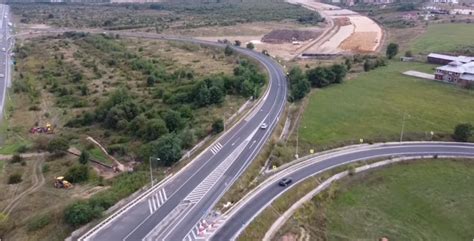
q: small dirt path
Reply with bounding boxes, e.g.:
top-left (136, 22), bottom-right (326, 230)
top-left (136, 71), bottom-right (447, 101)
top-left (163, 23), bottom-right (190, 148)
top-left (2, 157), bottom-right (45, 215)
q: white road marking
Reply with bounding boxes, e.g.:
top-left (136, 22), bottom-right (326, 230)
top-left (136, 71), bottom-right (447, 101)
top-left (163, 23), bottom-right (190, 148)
top-left (210, 142), bottom-right (223, 155)
top-left (147, 200), bottom-right (153, 214)
top-left (147, 189), bottom-right (168, 214)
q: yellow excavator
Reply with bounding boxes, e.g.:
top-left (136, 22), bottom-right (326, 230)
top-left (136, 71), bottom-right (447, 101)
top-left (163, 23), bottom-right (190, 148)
top-left (54, 176), bottom-right (73, 189)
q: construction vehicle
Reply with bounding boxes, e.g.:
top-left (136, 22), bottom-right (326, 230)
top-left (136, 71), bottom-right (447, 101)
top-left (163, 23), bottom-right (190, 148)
top-left (54, 176), bottom-right (73, 189)
top-left (30, 123), bottom-right (54, 134)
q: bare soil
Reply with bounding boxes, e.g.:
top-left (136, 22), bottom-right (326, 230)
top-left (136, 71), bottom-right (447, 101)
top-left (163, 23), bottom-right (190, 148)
top-left (340, 32), bottom-right (379, 53)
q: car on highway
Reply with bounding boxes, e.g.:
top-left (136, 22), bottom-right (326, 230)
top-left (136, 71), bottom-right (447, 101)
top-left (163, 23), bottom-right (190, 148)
top-left (0, 74), bottom-right (4, 78)
top-left (260, 123), bottom-right (268, 129)
top-left (278, 177), bottom-right (292, 187)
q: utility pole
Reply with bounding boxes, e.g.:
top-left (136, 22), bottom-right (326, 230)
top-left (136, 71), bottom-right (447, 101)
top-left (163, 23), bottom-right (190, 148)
top-left (149, 157), bottom-right (160, 187)
top-left (295, 128), bottom-right (299, 159)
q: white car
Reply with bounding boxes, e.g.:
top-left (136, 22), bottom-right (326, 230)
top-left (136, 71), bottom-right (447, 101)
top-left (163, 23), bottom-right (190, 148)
top-left (1, 48), bottom-right (5, 52)
top-left (260, 123), bottom-right (268, 129)
top-left (0, 74), bottom-right (5, 78)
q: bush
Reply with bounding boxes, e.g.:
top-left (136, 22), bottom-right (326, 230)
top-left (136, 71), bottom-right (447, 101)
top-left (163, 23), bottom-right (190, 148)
top-left (27, 214), bottom-right (51, 232)
top-left (8, 173), bottom-right (22, 184)
top-left (10, 154), bottom-right (23, 164)
top-left (47, 137), bottom-right (70, 153)
top-left (64, 201), bottom-right (98, 227)
top-left (79, 151), bottom-right (89, 165)
top-left (212, 119), bottom-right (224, 134)
top-left (246, 42), bottom-right (255, 50)
top-left (453, 123), bottom-right (472, 142)
top-left (65, 165), bottom-right (89, 183)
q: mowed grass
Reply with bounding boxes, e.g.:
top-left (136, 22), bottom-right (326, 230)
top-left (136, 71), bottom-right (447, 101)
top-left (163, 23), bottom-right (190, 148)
top-left (323, 160), bottom-right (474, 240)
top-left (299, 61), bottom-right (474, 147)
top-left (411, 23), bottom-right (474, 54)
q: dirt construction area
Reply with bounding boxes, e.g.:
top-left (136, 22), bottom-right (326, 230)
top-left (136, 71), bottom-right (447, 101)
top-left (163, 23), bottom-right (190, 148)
top-left (286, 0), bottom-right (383, 55)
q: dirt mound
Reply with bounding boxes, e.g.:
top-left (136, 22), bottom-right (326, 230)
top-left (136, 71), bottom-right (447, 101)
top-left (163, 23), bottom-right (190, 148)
top-left (334, 17), bottom-right (351, 26)
top-left (262, 29), bottom-right (320, 44)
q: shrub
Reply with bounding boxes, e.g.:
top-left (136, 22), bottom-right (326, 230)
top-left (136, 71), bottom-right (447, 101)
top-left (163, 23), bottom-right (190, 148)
top-left (65, 165), bottom-right (89, 183)
top-left (10, 154), bottom-right (23, 164)
top-left (64, 201), bottom-right (98, 227)
top-left (212, 119), bottom-right (224, 134)
top-left (47, 137), bottom-right (70, 153)
top-left (453, 123), bottom-right (472, 142)
top-left (79, 151), bottom-right (89, 165)
top-left (8, 173), bottom-right (22, 184)
top-left (27, 214), bottom-right (51, 232)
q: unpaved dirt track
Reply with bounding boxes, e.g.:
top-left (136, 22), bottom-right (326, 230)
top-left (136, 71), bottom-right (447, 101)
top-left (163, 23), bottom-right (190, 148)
top-left (2, 157), bottom-right (45, 215)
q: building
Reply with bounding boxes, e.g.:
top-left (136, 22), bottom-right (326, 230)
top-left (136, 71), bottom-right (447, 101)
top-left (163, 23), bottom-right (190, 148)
top-left (434, 61), bottom-right (474, 87)
top-left (427, 53), bottom-right (474, 65)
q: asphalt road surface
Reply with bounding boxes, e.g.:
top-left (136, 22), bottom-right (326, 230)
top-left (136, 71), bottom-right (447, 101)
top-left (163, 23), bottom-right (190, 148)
top-left (78, 33), bottom-right (287, 241)
top-left (0, 5), bottom-right (12, 119)
top-left (211, 142), bottom-right (474, 240)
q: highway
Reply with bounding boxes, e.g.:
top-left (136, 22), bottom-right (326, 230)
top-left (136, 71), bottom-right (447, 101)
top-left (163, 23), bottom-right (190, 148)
top-left (211, 142), bottom-right (474, 240)
top-left (76, 33), bottom-right (287, 241)
top-left (0, 4), bottom-right (12, 119)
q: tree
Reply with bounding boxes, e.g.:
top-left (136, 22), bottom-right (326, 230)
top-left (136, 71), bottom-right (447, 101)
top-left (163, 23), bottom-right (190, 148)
top-left (224, 45), bottom-right (233, 56)
top-left (288, 67), bottom-right (310, 101)
top-left (163, 110), bottom-right (184, 133)
top-left (209, 86), bottom-right (224, 104)
top-left (290, 76), bottom-right (310, 101)
top-left (79, 151), bottom-right (89, 165)
top-left (363, 60), bottom-right (372, 72)
top-left (234, 40), bottom-right (241, 46)
top-left (141, 118), bottom-right (169, 141)
top-left (330, 64), bottom-right (347, 84)
top-left (212, 119), bottom-right (224, 134)
top-left (195, 82), bottom-right (211, 107)
top-left (453, 123), bottom-right (472, 142)
top-left (65, 165), bottom-right (89, 183)
top-left (306, 67), bottom-right (331, 88)
top-left (47, 137), bottom-right (69, 154)
top-left (246, 42), bottom-right (255, 50)
top-left (64, 202), bottom-right (97, 227)
top-left (386, 43), bottom-right (399, 59)
top-left (141, 134), bottom-right (182, 166)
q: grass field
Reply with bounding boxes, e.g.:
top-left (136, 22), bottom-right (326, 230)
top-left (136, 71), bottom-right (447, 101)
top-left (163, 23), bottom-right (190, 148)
top-left (299, 61), bottom-right (474, 148)
top-left (286, 159), bottom-right (474, 240)
top-left (411, 23), bottom-right (474, 54)
top-left (88, 147), bottom-right (111, 165)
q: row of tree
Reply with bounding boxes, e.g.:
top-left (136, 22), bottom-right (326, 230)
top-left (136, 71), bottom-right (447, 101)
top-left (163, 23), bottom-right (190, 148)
top-left (288, 63), bottom-right (348, 102)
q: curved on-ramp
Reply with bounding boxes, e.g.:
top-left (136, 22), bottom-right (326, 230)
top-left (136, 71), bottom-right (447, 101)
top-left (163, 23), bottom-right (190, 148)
top-left (211, 142), bottom-right (474, 240)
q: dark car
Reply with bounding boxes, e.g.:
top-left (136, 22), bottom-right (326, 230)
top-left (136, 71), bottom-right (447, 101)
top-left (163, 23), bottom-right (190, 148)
top-left (278, 177), bottom-right (292, 187)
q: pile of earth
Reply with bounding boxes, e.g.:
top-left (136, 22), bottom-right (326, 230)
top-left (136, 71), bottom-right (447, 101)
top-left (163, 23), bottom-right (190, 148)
top-left (262, 29), bottom-right (320, 44)
top-left (334, 17), bottom-right (351, 26)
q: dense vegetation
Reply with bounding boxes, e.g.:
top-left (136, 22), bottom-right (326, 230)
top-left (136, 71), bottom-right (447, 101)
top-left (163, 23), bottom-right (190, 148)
top-left (13, 33), bottom-right (265, 167)
top-left (12, 0), bottom-right (323, 30)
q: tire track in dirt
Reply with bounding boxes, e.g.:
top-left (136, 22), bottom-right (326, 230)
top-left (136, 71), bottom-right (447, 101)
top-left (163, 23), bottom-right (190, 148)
top-left (2, 157), bottom-right (45, 216)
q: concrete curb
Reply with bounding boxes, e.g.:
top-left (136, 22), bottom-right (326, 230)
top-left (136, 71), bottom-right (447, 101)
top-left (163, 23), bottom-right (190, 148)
top-left (262, 155), bottom-right (474, 240)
